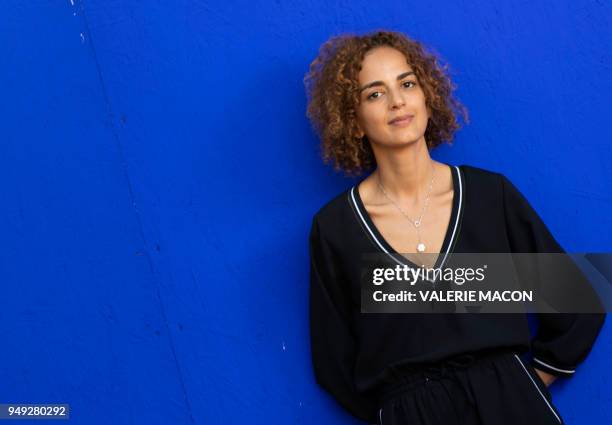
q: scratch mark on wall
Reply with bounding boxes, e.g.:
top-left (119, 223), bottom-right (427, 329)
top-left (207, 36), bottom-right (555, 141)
top-left (77, 2), bottom-right (196, 424)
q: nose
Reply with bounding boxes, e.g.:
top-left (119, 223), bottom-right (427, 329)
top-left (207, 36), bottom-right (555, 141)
top-left (388, 89), bottom-right (405, 109)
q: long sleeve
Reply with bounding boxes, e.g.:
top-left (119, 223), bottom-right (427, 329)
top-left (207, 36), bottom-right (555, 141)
top-left (500, 173), bottom-right (606, 377)
top-left (308, 215), bottom-right (378, 423)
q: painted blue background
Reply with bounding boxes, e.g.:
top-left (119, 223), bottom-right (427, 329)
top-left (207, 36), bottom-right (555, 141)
top-left (1, 1), bottom-right (610, 424)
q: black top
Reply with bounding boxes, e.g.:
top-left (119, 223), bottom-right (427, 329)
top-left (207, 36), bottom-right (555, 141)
top-left (308, 163), bottom-right (606, 423)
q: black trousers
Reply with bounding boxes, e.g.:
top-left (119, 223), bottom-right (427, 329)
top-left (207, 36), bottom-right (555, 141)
top-left (374, 348), bottom-right (564, 425)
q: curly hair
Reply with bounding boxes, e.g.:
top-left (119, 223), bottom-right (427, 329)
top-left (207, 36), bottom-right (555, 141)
top-left (304, 29), bottom-right (469, 177)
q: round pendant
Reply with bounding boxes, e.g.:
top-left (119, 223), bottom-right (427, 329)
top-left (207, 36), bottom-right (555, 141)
top-left (416, 243), bottom-right (426, 252)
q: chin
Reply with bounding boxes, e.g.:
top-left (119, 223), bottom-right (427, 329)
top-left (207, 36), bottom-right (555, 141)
top-left (395, 134), bottom-right (425, 145)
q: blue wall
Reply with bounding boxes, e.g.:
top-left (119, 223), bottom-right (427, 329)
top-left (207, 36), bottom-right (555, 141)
top-left (0, 1), bottom-right (610, 424)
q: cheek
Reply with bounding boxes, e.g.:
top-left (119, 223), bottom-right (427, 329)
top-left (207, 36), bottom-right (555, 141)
top-left (359, 104), bottom-right (387, 129)
top-left (407, 96), bottom-right (430, 120)
top-left (408, 92), bottom-right (428, 109)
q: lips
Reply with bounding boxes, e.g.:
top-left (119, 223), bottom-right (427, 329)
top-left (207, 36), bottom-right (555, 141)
top-left (389, 114), bottom-right (414, 125)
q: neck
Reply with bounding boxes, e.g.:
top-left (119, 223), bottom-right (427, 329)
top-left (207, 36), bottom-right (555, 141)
top-left (373, 138), bottom-right (435, 201)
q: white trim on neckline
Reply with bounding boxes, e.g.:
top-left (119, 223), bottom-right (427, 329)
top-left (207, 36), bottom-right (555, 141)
top-left (349, 165), bottom-right (463, 281)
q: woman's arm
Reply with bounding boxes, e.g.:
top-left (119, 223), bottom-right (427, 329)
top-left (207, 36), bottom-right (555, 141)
top-left (309, 215), bottom-right (379, 423)
top-left (500, 172), bottom-right (606, 382)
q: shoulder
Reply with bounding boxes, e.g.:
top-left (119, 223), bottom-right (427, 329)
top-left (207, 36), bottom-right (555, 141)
top-left (458, 163), bottom-right (514, 195)
top-left (458, 163), bottom-right (503, 183)
top-left (310, 186), bottom-right (354, 230)
top-left (459, 164), bottom-right (541, 219)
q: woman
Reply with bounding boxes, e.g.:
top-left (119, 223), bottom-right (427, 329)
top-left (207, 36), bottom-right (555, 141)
top-left (303, 30), bottom-right (605, 425)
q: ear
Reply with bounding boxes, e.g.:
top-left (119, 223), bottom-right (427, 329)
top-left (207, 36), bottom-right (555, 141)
top-left (354, 122), bottom-right (365, 139)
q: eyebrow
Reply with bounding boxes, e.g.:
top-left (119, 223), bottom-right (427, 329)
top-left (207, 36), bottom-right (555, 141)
top-left (359, 71), bottom-right (416, 93)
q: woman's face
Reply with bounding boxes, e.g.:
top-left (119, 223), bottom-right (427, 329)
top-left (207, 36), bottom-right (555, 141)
top-left (355, 46), bottom-right (431, 148)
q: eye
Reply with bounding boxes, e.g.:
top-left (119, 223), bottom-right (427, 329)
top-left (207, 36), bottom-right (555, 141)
top-left (403, 80), bottom-right (417, 88)
top-left (367, 91), bottom-right (382, 100)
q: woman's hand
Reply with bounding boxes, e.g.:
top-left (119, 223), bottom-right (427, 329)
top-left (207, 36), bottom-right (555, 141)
top-left (534, 367), bottom-right (557, 387)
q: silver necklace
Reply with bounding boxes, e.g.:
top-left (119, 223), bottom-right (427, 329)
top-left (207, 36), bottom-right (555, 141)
top-left (376, 162), bottom-right (436, 253)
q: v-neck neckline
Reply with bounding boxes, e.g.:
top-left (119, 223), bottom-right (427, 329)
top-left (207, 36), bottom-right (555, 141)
top-left (351, 164), bottom-right (462, 274)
